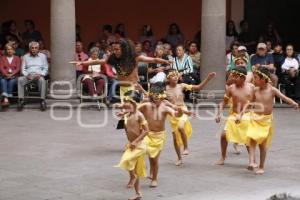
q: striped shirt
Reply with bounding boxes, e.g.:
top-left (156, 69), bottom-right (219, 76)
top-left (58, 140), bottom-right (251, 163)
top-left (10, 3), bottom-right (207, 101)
top-left (172, 54), bottom-right (194, 74)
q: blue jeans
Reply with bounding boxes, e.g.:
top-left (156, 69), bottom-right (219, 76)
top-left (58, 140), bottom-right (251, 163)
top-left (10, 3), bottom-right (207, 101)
top-left (0, 78), bottom-right (17, 97)
top-left (108, 79), bottom-right (119, 101)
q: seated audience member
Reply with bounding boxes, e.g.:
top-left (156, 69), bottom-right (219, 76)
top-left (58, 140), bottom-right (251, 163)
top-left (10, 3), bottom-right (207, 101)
top-left (114, 23), bottom-right (126, 40)
top-left (82, 47), bottom-right (105, 97)
top-left (38, 40), bottom-right (51, 63)
top-left (9, 38), bottom-right (25, 57)
top-left (5, 20), bottom-right (23, 45)
top-left (272, 42), bottom-right (285, 81)
top-left (281, 45), bottom-right (299, 98)
top-left (18, 41), bottom-right (48, 111)
top-left (142, 40), bottom-right (154, 57)
top-left (75, 41), bottom-right (89, 78)
top-left (226, 41), bottom-right (240, 72)
top-left (139, 25), bottom-right (156, 48)
top-left (237, 45), bottom-right (251, 69)
top-left (22, 20), bottom-right (43, 44)
top-left (101, 24), bottom-right (116, 45)
top-left (188, 41), bottom-right (201, 72)
top-left (266, 40), bottom-right (274, 54)
top-left (0, 43), bottom-right (21, 106)
top-left (165, 23), bottom-right (185, 52)
top-left (250, 43), bottom-right (278, 86)
top-left (262, 22), bottom-right (281, 45)
top-left (163, 43), bottom-right (174, 61)
top-left (148, 45), bottom-right (171, 84)
top-left (172, 45), bottom-right (197, 84)
top-left (237, 20), bottom-right (256, 54)
top-left (226, 20), bottom-right (238, 53)
top-left (135, 42), bottom-right (147, 68)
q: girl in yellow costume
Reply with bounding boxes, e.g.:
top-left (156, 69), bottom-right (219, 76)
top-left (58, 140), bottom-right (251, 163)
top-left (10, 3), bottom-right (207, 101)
top-left (166, 70), bottom-right (216, 166)
top-left (114, 90), bottom-right (149, 200)
top-left (247, 67), bottom-right (298, 174)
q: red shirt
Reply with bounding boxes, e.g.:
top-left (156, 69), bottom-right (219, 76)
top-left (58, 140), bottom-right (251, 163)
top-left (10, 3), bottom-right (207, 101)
top-left (0, 55), bottom-right (21, 78)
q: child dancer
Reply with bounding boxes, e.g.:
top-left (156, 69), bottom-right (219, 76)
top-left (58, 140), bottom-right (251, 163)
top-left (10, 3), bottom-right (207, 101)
top-left (215, 66), bottom-right (255, 165)
top-left (247, 67), bottom-right (298, 174)
top-left (165, 70), bottom-right (216, 165)
top-left (114, 90), bottom-right (149, 200)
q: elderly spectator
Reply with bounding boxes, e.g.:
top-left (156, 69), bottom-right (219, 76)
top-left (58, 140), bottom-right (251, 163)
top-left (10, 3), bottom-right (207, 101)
top-left (226, 41), bottom-right (240, 72)
top-left (139, 25), bottom-right (156, 48)
top-left (18, 41), bottom-right (48, 111)
top-left (188, 41), bottom-right (201, 73)
top-left (172, 45), bottom-right (197, 84)
top-left (148, 45), bottom-right (170, 84)
top-left (82, 47), bottom-right (105, 97)
top-left (75, 41), bottom-right (89, 78)
top-left (226, 20), bottom-right (238, 52)
top-left (22, 20), bottom-right (43, 44)
top-left (165, 23), bottom-right (185, 51)
top-left (0, 43), bottom-right (21, 106)
top-left (250, 43), bottom-right (278, 86)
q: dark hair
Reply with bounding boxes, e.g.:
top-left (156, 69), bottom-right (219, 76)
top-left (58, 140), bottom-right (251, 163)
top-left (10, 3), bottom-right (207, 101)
top-left (239, 20), bottom-right (248, 28)
top-left (107, 39), bottom-right (137, 73)
top-left (115, 23), bottom-right (125, 37)
top-left (230, 41), bottom-right (240, 51)
top-left (124, 90), bottom-right (142, 103)
top-left (285, 44), bottom-right (296, 58)
top-left (150, 82), bottom-right (166, 94)
top-left (235, 66), bottom-right (247, 76)
top-left (103, 24), bottom-right (113, 33)
top-left (188, 41), bottom-right (198, 48)
top-left (142, 40), bottom-right (151, 47)
top-left (168, 23), bottom-right (181, 35)
top-left (24, 19), bottom-right (35, 29)
top-left (142, 25), bottom-right (153, 37)
top-left (226, 20), bottom-right (238, 37)
top-left (256, 66), bottom-right (271, 82)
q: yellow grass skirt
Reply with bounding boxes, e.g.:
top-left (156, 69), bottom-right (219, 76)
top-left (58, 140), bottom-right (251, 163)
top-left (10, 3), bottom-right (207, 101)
top-left (246, 112), bottom-right (273, 148)
top-left (115, 141), bottom-right (147, 178)
top-left (225, 112), bottom-right (251, 144)
top-left (144, 131), bottom-right (167, 158)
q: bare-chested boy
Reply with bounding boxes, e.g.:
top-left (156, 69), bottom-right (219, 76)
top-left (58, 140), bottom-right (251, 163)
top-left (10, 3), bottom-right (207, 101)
top-left (215, 66), bottom-right (255, 165)
top-left (138, 83), bottom-right (182, 188)
top-left (247, 67), bottom-right (298, 175)
top-left (114, 90), bottom-right (149, 200)
top-left (165, 70), bottom-right (216, 166)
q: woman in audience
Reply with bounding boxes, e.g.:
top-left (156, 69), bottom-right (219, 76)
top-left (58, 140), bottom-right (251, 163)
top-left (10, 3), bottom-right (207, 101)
top-left (281, 44), bottom-right (299, 82)
top-left (82, 47), bottom-right (105, 97)
top-left (226, 20), bottom-right (238, 52)
top-left (226, 41), bottom-right (240, 73)
top-left (0, 43), bottom-right (21, 106)
top-left (165, 23), bottom-right (185, 51)
top-left (148, 45), bottom-right (171, 84)
top-left (163, 43), bottom-right (174, 61)
top-left (188, 41), bottom-right (201, 77)
top-left (142, 40), bottom-right (154, 57)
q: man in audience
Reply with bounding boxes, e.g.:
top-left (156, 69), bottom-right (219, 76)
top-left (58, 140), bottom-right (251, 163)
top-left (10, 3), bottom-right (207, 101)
top-left (251, 43), bottom-right (278, 86)
top-left (18, 41), bottom-right (48, 111)
top-left (22, 19), bottom-right (43, 44)
top-left (75, 41), bottom-right (89, 79)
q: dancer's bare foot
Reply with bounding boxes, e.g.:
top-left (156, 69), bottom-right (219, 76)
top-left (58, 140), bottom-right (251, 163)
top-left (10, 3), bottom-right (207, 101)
top-left (247, 163), bottom-right (258, 171)
top-left (233, 143), bottom-right (241, 155)
top-left (216, 157), bottom-right (225, 165)
top-left (127, 175), bottom-right (137, 188)
top-left (182, 149), bottom-right (189, 155)
top-left (150, 180), bottom-right (158, 188)
top-left (128, 192), bottom-right (142, 200)
top-left (175, 159), bottom-right (183, 166)
top-left (256, 168), bottom-right (265, 175)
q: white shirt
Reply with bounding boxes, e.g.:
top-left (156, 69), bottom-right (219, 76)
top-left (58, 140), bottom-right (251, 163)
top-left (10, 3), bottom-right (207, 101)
top-left (7, 56), bottom-right (13, 64)
top-left (281, 57), bottom-right (299, 71)
top-left (21, 53), bottom-right (48, 76)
